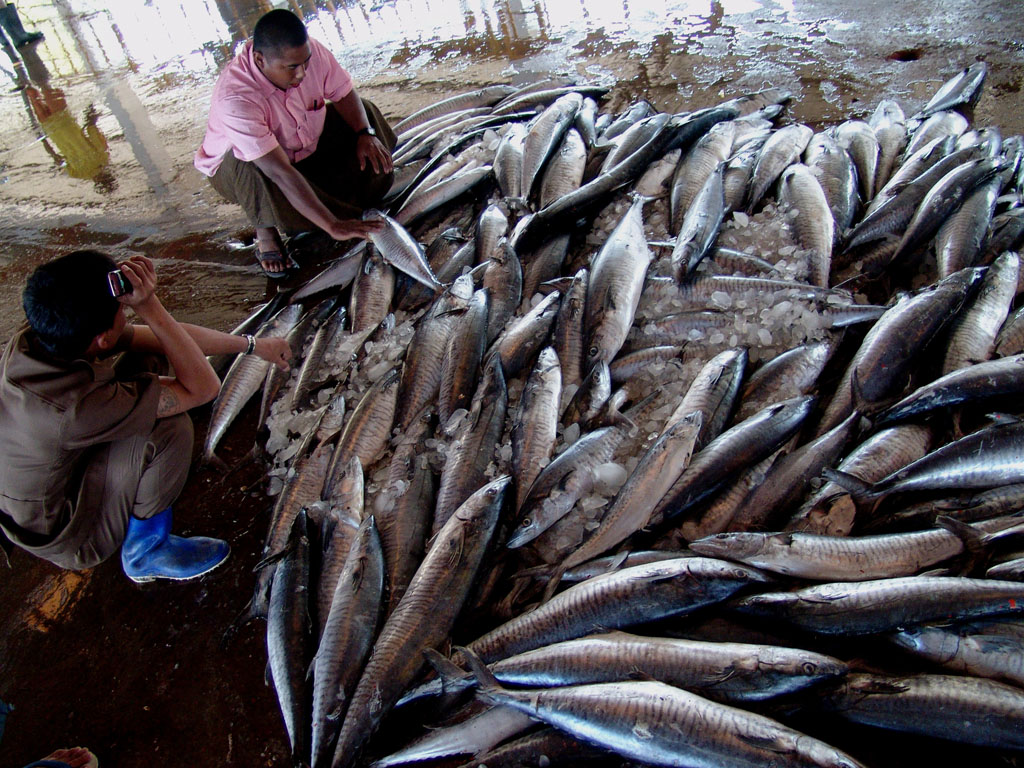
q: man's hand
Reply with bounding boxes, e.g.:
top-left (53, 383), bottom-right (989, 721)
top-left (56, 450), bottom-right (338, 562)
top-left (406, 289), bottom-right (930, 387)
top-left (326, 217), bottom-right (385, 242)
top-left (356, 133), bottom-right (393, 175)
top-left (254, 337), bottom-right (293, 371)
top-left (116, 254), bottom-right (159, 307)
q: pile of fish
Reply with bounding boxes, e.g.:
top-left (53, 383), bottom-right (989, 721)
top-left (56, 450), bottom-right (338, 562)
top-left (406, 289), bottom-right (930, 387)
top-left (203, 63), bottom-right (1024, 768)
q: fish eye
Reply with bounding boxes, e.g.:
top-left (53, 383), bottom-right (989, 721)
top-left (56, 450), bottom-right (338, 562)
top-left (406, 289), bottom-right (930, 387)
top-left (521, 517), bottom-right (531, 527)
top-left (588, 346), bottom-right (598, 357)
top-left (801, 662), bottom-right (818, 675)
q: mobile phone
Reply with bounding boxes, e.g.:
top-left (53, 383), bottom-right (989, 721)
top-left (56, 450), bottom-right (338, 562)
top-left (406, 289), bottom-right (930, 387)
top-left (107, 269), bottom-right (133, 297)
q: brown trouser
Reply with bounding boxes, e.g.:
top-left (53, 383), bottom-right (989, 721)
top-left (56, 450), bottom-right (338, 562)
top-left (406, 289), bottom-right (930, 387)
top-left (209, 99), bottom-right (397, 235)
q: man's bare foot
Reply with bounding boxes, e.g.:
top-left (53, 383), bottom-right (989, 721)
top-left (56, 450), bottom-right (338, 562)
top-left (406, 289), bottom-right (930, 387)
top-left (254, 226), bottom-right (289, 279)
top-left (35, 747), bottom-right (98, 768)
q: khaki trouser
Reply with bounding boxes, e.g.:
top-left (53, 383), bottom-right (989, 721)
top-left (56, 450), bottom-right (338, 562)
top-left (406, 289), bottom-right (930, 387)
top-left (0, 353), bottom-right (193, 571)
top-left (209, 98), bottom-right (397, 235)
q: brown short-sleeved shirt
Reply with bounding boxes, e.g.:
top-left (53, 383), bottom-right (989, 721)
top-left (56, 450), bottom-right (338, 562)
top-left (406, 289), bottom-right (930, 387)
top-left (0, 325), bottom-right (160, 559)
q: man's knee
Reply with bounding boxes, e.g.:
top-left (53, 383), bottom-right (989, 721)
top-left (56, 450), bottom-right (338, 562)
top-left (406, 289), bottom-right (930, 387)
top-left (152, 413), bottom-right (193, 459)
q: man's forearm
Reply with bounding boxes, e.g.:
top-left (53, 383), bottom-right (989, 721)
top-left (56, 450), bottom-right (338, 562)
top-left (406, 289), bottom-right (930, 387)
top-left (130, 323), bottom-right (254, 356)
top-left (332, 88), bottom-right (371, 132)
top-left (132, 300), bottom-right (220, 401)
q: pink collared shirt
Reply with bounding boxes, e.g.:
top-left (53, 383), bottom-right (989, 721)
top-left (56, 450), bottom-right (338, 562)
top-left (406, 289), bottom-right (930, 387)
top-left (194, 38), bottom-right (353, 177)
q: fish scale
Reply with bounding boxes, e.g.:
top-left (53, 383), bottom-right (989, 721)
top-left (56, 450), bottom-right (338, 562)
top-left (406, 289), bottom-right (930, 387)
top-left (224, 71), bottom-right (1024, 765)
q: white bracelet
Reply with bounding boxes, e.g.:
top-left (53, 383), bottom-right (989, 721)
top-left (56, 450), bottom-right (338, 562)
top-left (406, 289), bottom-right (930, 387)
top-left (243, 334), bottom-right (256, 355)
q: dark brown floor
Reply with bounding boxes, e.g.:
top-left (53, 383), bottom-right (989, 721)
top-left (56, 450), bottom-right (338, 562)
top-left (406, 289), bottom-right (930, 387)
top-left (0, 402), bottom-right (294, 768)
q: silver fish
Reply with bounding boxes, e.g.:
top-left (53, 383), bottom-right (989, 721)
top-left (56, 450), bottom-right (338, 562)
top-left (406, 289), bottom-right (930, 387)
top-left (330, 476), bottom-right (510, 768)
top-left (822, 672), bottom-right (1024, 750)
top-left (363, 209), bottom-right (444, 291)
top-left (310, 515), bottom-right (383, 768)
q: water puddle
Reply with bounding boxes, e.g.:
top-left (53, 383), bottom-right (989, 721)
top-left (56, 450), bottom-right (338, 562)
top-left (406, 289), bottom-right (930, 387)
top-left (0, 0), bottom-right (1020, 338)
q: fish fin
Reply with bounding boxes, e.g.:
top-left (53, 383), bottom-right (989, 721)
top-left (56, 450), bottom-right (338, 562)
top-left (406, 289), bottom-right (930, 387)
top-left (606, 550), bottom-right (630, 571)
top-left (326, 692), bottom-right (349, 722)
top-left (936, 515), bottom-right (989, 575)
top-left (736, 733), bottom-right (794, 754)
top-left (541, 565), bottom-right (567, 602)
top-left (511, 563), bottom-right (553, 580)
top-left (447, 528), bottom-right (467, 569)
top-left (985, 412), bottom-right (1022, 426)
top-left (821, 467), bottom-right (874, 497)
top-left (253, 548), bottom-right (289, 573)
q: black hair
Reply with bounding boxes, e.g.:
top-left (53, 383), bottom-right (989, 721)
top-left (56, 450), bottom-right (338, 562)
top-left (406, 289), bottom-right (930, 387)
top-left (252, 9), bottom-right (308, 57)
top-left (22, 250), bottom-right (120, 360)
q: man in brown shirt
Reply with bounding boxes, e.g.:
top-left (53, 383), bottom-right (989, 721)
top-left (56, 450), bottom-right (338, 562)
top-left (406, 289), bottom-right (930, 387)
top-left (0, 251), bottom-right (291, 581)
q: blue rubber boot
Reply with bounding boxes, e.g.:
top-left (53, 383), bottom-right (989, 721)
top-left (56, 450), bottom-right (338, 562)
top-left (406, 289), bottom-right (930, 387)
top-left (121, 508), bottom-right (229, 583)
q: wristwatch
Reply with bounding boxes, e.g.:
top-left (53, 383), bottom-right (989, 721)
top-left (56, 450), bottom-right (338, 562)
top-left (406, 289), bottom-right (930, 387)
top-left (355, 126), bottom-right (377, 138)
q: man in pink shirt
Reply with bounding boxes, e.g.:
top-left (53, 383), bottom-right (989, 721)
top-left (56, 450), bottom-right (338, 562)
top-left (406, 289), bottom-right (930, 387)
top-left (195, 9), bottom-right (395, 277)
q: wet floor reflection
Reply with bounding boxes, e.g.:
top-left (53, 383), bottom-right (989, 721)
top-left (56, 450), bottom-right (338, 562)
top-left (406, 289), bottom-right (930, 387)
top-left (0, 0), bottom-right (1020, 273)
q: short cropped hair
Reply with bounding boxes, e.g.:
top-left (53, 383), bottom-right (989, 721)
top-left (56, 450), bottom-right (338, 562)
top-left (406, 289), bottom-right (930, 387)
top-left (253, 9), bottom-right (308, 56)
top-left (22, 250), bottom-right (120, 360)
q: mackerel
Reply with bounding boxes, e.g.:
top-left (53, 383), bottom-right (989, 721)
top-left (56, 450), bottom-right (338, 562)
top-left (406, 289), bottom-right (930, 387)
top-left (432, 355), bottom-right (508, 536)
top-left (409, 630), bottom-right (846, 705)
top-left (438, 288), bottom-right (488, 425)
top-left (822, 672), bottom-right (1024, 750)
top-left (586, 196), bottom-right (652, 365)
top-left (697, 515), bottom-right (1022, 581)
top-left (734, 576), bottom-right (1024, 635)
top-left (375, 407), bottom-right (436, 617)
top-left (349, 246), bottom-right (395, 334)
top-left (745, 123), bottom-right (813, 212)
top-left (889, 618), bottom-right (1024, 687)
top-left (310, 516), bottom-right (384, 768)
top-left (317, 456), bottom-right (364, 638)
top-left (266, 510), bottom-right (313, 765)
top-left (330, 476), bottom-right (510, 768)
top-left (778, 163), bottom-right (833, 286)
top-left (511, 347), bottom-right (562, 512)
top-left (203, 303), bottom-right (303, 465)
top-left (323, 367), bottom-right (400, 492)
top-left (557, 412), bottom-right (703, 575)
top-left (466, 557), bottom-right (769, 662)
top-left (363, 209), bottom-right (444, 291)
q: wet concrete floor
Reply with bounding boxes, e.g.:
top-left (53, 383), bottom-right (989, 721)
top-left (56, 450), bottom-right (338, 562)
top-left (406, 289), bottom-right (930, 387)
top-left (0, 0), bottom-right (1022, 766)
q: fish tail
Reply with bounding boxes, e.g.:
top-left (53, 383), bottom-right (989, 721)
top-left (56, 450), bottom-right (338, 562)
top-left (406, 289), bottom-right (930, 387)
top-left (453, 646), bottom-right (503, 695)
top-left (423, 648), bottom-right (475, 696)
top-left (202, 449), bottom-right (230, 472)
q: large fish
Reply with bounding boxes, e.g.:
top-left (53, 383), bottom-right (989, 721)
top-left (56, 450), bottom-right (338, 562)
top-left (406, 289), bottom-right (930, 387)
top-left (266, 509), bottom-right (313, 766)
top-left (586, 196), bottom-right (652, 365)
top-left (203, 303), bottom-right (303, 465)
top-left (330, 476), bottom-right (510, 768)
top-left (363, 209), bottom-right (444, 291)
top-left (454, 656), bottom-right (867, 768)
top-left (889, 618), bottom-right (1024, 688)
top-left (734, 576), bottom-right (1024, 635)
top-left (406, 630), bottom-right (846, 705)
top-left (816, 266), bottom-right (985, 434)
top-left (822, 672), bottom-right (1024, 751)
top-left (466, 557), bottom-right (769, 663)
top-left (310, 516), bottom-right (384, 768)
top-left (511, 347), bottom-right (562, 513)
top-left (694, 515), bottom-right (1021, 581)
top-left (432, 355), bottom-right (508, 536)
top-left (554, 412), bottom-right (703, 577)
